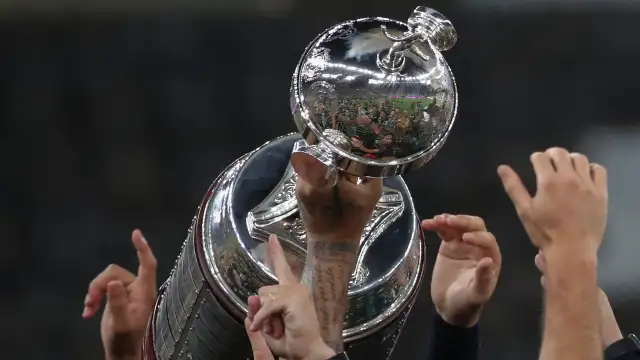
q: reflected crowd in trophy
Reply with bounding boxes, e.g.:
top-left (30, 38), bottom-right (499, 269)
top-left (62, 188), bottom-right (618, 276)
top-left (311, 94), bottom-right (447, 160)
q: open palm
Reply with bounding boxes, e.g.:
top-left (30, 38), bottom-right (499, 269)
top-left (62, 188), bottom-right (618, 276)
top-left (423, 214), bottom-right (501, 327)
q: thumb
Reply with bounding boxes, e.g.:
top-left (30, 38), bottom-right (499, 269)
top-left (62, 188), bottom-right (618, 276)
top-left (244, 318), bottom-right (274, 360)
top-left (472, 258), bottom-right (495, 299)
top-left (106, 281), bottom-right (129, 328)
top-left (497, 165), bottom-right (532, 214)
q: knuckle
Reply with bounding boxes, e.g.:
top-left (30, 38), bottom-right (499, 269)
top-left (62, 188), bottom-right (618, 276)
top-left (546, 147), bottom-right (569, 155)
top-left (569, 152), bottom-right (587, 160)
top-left (257, 287), bottom-right (271, 296)
top-left (539, 177), bottom-right (555, 189)
top-left (105, 264), bottom-right (124, 275)
top-left (472, 216), bottom-right (485, 228)
top-left (516, 205), bottom-right (532, 220)
top-left (147, 256), bottom-right (158, 269)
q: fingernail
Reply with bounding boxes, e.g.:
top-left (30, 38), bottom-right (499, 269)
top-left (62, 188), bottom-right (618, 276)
top-left (84, 294), bottom-right (91, 305)
top-left (82, 307), bottom-right (90, 318)
top-left (141, 235), bottom-right (148, 244)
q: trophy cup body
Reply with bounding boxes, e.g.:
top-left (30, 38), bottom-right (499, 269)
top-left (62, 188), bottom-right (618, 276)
top-left (143, 6), bottom-right (458, 360)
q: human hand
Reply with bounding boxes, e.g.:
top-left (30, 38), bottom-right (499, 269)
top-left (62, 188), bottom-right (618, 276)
top-left (246, 235), bottom-right (336, 360)
top-left (497, 148), bottom-right (608, 255)
top-left (83, 230), bottom-right (157, 360)
top-left (296, 174), bottom-right (382, 243)
top-left (422, 214), bottom-right (501, 327)
top-left (535, 251), bottom-right (623, 348)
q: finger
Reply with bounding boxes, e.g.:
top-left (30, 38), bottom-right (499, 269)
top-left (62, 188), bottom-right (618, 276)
top-left (105, 281), bottom-right (129, 330)
top-left (267, 235), bottom-right (295, 285)
top-left (420, 218), bottom-right (438, 230)
top-left (84, 264), bottom-right (136, 318)
top-left (530, 151), bottom-right (556, 178)
top-left (270, 316), bottom-right (285, 339)
top-left (445, 215), bottom-right (486, 232)
top-left (473, 257), bottom-right (496, 297)
top-left (244, 318), bottom-right (274, 360)
top-left (545, 147), bottom-right (572, 173)
top-left (132, 230), bottom-right (157, 290)
top-left (251, 299), bottom-right (286, 331)
top-left (590, 163), bottom-right (608, 195)
top-left (569, 153), bottom-right (591, 181)
top-left (540, 275), bottom-right (547, 289)
top-left (338, 176), bottom-right (383, 204)
top-left (421, 217), bottom-right (455, 239)
top-left (462, 231), bottom-right (501, 266)
top-left (247, 295), bottom-right (261, 321)
top-left (534, 252), bottom-right (547, 273)
top-left (497, 165), bottom-right (532, 213)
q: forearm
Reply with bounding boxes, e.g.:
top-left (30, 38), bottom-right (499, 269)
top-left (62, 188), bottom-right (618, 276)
top-left (540, 247), bottom-right (601, 360)
top-left (302, 237), bottom-right (359, 352)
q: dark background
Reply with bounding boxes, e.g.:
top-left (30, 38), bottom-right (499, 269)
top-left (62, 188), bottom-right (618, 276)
top-left (1, 1), bottom-right (639, 359)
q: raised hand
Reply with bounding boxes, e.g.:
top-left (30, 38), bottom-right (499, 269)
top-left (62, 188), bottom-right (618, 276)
top-left (245, 235), bottom-right (335, 360)
top-left (296, 175), bottom-right (382, 351)
top-left (296, 174), bottom-right (382, 241)
top-left (498, 148), bottom-right (608, 360)
top-left (422, 214), bottom-right (501, 327)
top-left (83, 230), bottom-right (157, 360)
top-left (497, 148), bottom-right (608, 254)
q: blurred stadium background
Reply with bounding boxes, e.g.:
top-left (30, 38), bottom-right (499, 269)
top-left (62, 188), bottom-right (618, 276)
top-left (0, 0), bottom-right (639, 359)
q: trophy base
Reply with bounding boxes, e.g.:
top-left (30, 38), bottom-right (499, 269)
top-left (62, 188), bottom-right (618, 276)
top-left (143, 134), bottom-right (426, 360)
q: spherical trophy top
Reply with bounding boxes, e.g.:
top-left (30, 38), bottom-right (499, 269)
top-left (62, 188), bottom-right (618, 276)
top-left (290, 6), bottom-right (458, 179)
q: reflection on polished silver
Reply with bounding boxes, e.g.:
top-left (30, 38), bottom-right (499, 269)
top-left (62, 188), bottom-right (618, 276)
top-left (143, 134), bottom-right (426, 360)
top-left (291, 6), bottom-right (458, 179)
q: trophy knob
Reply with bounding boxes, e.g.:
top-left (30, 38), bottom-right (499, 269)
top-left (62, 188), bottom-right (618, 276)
top-left (408, 6), bottom-right (457, 52)
top-left (378, 6), bottom-right (457, 73)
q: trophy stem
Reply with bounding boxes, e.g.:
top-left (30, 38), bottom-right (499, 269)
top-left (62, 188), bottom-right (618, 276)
top-left (290, 129), bottom-right (351, 189)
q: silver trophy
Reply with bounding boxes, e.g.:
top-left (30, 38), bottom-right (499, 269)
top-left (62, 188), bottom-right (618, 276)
top-left (143, 6), bottom-right (458, 360)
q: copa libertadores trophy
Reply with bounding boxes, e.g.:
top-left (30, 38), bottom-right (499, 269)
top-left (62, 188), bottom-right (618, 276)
top-left (143, 6), bottom-right (458, 360)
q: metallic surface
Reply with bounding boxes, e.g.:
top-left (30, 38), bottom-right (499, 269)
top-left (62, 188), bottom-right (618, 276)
top-left (290, 6), bottom-right (458, 178)
top-left (143, 134), bottom-right (426, 360)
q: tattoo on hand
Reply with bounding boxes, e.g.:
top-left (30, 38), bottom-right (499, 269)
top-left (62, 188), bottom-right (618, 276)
top-left (306, 240), bottom-right (359, 352)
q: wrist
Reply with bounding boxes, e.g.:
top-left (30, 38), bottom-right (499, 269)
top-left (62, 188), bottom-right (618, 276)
top-left (303, 340), bottom-right (336, 360)
top-left (544, 246), bottom-right (598, 291)
top-left (307, 233), bottom-right (361, 245)
top-left (543, 237), bottom-right (599, 261)
top-left (437, 305), bottom-right (482, 329)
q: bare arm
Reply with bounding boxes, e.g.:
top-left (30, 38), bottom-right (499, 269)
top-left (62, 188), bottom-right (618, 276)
top-left (540, 247), bottom-right (601, 360)
top-left (301, 239), bottom-right (359, 352)
top-left (599, 290), bottom-right (624, 348)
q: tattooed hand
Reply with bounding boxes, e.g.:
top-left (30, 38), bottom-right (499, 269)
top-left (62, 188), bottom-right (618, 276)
top-left (296, 175), bottom-right (382, 241)
top-left (296, 174), bottom-right (382, 352)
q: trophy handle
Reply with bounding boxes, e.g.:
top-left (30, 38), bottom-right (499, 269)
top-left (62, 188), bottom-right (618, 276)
top-left (290, 129), bottom-right (352, 189)
top-left (377, 6), bottom-right (457, 73)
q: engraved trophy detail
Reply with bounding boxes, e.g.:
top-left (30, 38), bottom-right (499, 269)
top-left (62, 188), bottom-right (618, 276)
top-left (143, 6), bottom-right (458, 360)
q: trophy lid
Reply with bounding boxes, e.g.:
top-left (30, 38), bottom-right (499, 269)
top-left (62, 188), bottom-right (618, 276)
top-left (290, 6), bottom-right (458, 178)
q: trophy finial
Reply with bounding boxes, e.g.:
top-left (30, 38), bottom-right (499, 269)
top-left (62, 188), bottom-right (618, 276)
top-left (377, 6), bottom-right (457, 73)
top-left (408, 6), bottom-right (457, 51)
